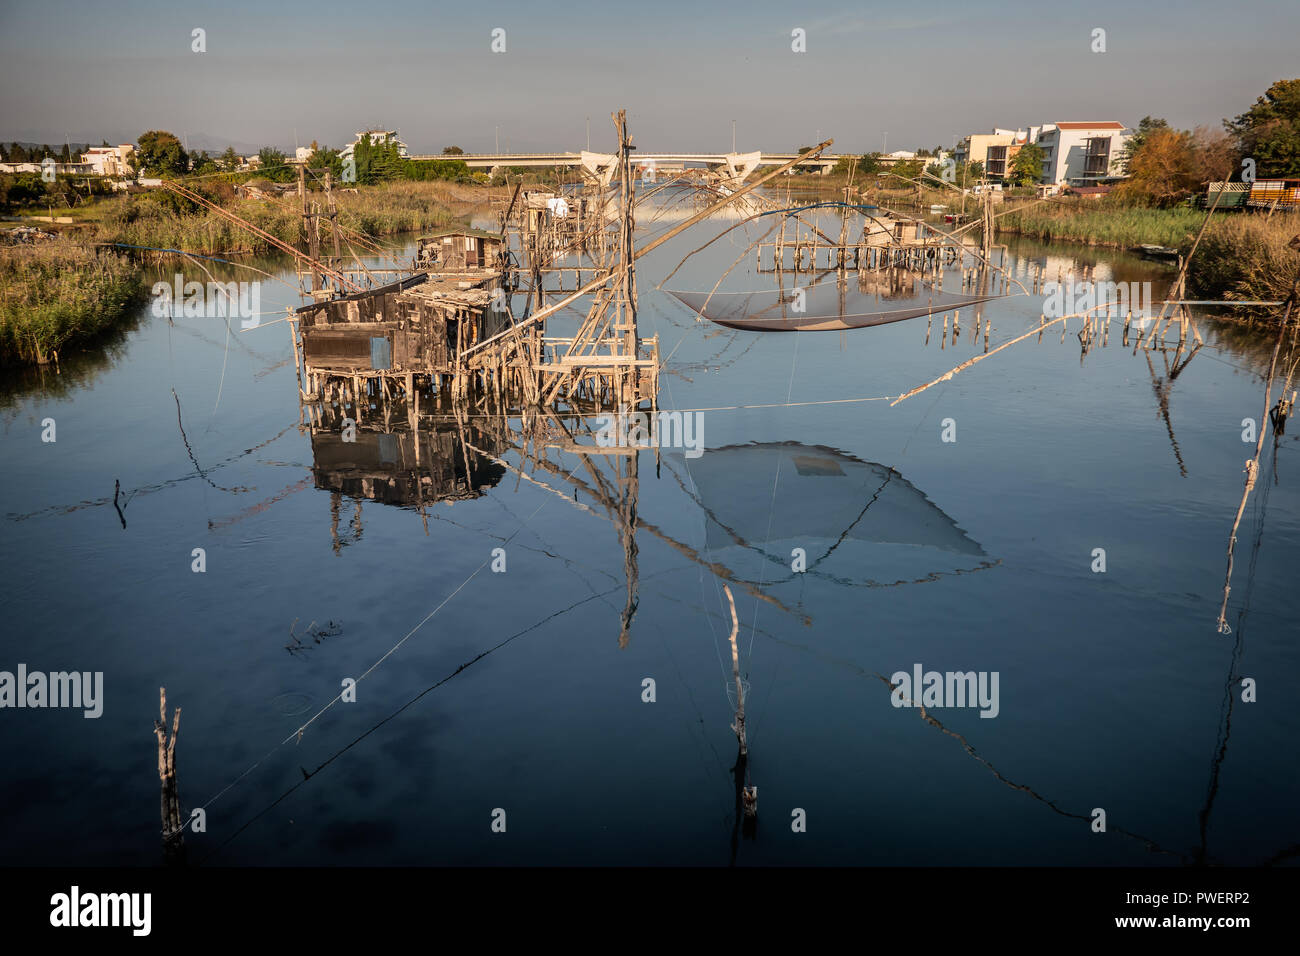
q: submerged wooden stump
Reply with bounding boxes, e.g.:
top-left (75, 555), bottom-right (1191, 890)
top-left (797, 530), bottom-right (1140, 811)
top-left (154, 687), bottom-right (184, 864)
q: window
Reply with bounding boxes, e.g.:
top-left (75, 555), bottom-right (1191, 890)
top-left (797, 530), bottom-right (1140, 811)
top-left (986, 146), bottom-right (1008, 177)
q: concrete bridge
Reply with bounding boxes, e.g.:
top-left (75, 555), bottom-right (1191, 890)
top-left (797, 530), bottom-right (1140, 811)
top-left (408, 151), bottom-right (840, 175)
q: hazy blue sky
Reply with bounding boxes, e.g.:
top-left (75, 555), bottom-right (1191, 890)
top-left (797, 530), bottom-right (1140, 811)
top-left (1, 0), bottom-right (1296, 154)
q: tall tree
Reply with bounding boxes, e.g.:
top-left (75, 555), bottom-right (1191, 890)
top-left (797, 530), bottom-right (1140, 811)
top-left (1226, 78), bottom-right (1300, 177)
top-left (1008, 144), bottom-right (1044, 186)
top-left (219, 146), bottom-right (240, 171)
top-left (136, 130), bottom-right (189, 176)
top-left (1120, 116), bottom-right (1171, 169)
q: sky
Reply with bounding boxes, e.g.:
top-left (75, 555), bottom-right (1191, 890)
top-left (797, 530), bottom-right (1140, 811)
top-left (1, 0), bottom-right (1296, 155)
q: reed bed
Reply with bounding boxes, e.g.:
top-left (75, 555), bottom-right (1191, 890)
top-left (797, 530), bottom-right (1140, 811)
top-left (0, 238), bottom-right (145, 365)
top-left (89, 181), bottom-right (462, 255)
top-left (994, 201), bottom-right (1210, 249)
top-left (1184, 211), bottom-right (1300, 305)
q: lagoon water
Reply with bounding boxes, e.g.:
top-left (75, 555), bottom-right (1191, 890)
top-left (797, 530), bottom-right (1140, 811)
top-left (2, 192), bottom-right (1297, 865)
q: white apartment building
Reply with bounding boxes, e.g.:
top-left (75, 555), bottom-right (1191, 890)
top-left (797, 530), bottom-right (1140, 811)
top-left (79, 145), bottom-right (135, 177)
top-left (1034, 122), bottom-right (1130, 186)
top-left (339, 129), bottom-right (409, 162)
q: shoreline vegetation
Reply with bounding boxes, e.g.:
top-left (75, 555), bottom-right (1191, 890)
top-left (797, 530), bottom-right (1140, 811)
top-left (0, 237), bottom-right (145, 365)
top-left (1, 180), bottom-right (474, 366)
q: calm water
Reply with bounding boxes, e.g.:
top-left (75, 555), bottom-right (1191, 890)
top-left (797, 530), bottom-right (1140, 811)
top-left (2, 194), bottom-right (1298, 866)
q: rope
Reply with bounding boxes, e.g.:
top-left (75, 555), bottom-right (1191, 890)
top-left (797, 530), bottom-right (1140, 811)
top-left (173, 458), bottom-right (588, 836)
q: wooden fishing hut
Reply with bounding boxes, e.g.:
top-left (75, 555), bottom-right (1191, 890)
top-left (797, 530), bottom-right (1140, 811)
top-left (416, 228), bottom-right (507, 272)
top-left (297, 269), bottom-right (513, 400)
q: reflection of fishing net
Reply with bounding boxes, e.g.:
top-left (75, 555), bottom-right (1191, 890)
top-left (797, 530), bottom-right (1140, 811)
top-left (691, 443), bottom-right (984, 556)
top-left (674, 443), bottom-right (992, 588)
top-left (667, 281), bottom-right (1002, 332)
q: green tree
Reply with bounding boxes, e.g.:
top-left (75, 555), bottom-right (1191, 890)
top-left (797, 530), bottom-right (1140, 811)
top-left (10, 143), bottom-right (29, 163)
top-left (1226, 78), bottom-right (1300, 177)
top-left (257, 146), bottom-right (288, 178)
top-left (219, 146), bottom-right (240, 171)
top-left (1008, 144), bottom-right (1044, 186)
top-left (58, 143), bottom-right (71, 163)
top-left (889, 158), bottom-right (923, 181)
top-left (191, 150), bottom-right (218, 175)
top-left (136, 130), bottom-right (189, 176)
top-left (442, 145), bottom-right (465, 155)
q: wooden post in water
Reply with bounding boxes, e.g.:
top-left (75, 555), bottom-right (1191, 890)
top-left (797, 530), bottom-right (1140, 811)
top-left (154, 687), bottom-right (184, 864)
top-left (722, 585), bottom-right (757, 819)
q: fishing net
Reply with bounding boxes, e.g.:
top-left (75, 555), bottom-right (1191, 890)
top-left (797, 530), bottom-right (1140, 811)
top-left (667, 278), bottom-right (1002, 332)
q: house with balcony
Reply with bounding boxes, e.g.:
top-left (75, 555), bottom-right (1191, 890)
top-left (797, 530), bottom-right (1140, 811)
top-left (79, 145), bottom-right (135, 177)
top-left (1034, 122), bottom-right (1130, 186)
top-left (955, 128), bottom-right (1041, 182)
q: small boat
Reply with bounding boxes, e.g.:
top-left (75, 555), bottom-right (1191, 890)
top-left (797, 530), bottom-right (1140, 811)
top-left (1133, 244), bottom-right (1180, 262)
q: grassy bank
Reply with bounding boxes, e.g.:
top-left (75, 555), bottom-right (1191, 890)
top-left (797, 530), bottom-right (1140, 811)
top-left (90, 180), bottom-right (463, 255)
top-left (993, 201), bottom-right (1210, 249)
top-left (0, 238), bottom-right (145, 365)
top-left (0, 181), bottom-right (476, 367)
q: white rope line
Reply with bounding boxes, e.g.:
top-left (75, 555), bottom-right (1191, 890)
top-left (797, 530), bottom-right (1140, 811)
top-left (178, 457), bottom-right (586, 829)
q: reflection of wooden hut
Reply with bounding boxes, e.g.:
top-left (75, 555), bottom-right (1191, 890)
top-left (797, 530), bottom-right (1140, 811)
top-left (298, 271), bottom-right (509, 387)
top-left (415, 228), bottom-right (506, 271)
top-left (310, 408), bottom-right (506, 509)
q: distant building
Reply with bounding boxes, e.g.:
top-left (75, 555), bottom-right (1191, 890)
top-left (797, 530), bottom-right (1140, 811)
top-left (955, 129), bottom-right (1019, 169)
top-left (877, 149), bottom-right (918, 166)
top-left (339, 129), bottom-right (409, 162)
top-left (295, 146), bottom-right (315, 163)
top-left (1, 159), bottom-right (93, 176)
top-left (80, 144), bottom-right (135, 177)
top-left (1035, 122), bottom-right (1129, 186)
top-left (956, 128), bottom-right (1040, 181)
